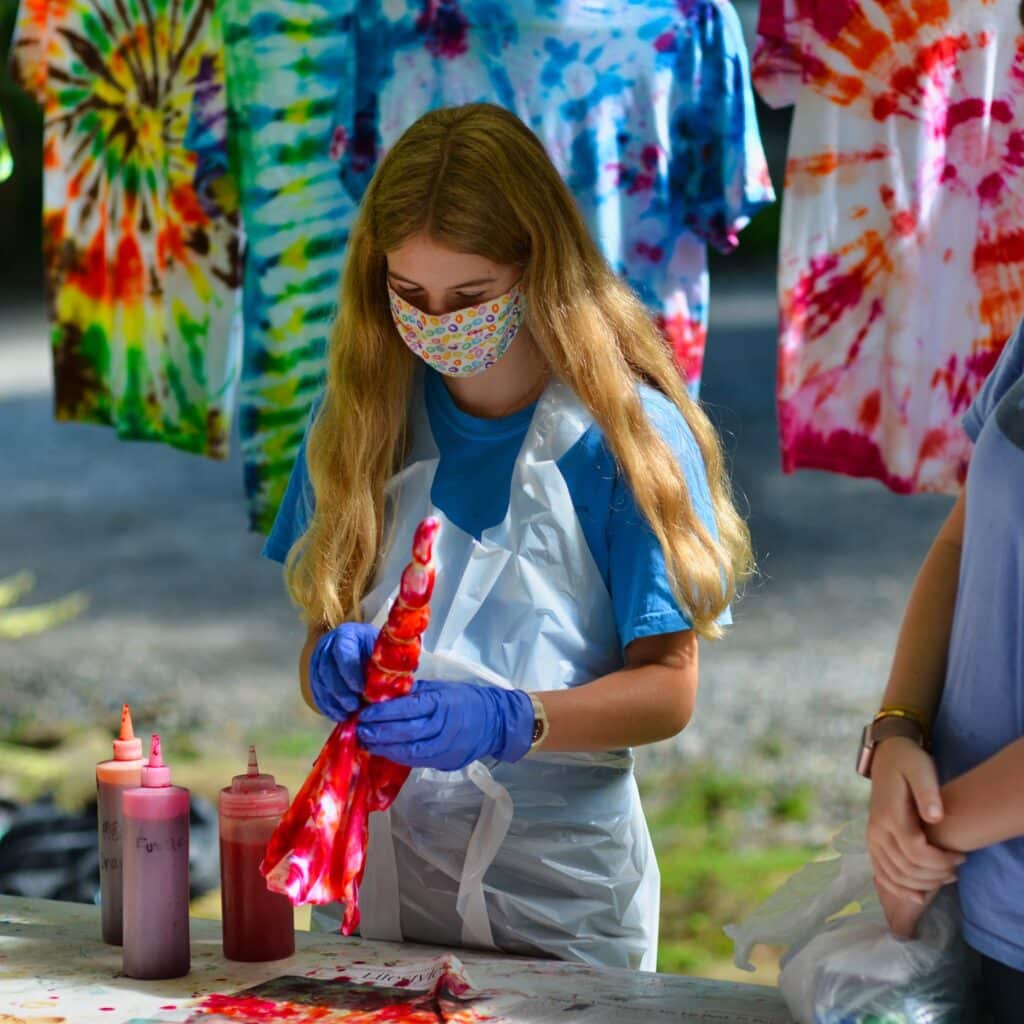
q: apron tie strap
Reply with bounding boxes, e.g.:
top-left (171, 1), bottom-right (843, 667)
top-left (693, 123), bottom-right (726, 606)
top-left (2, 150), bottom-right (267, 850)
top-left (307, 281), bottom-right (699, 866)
top-left (457, 762), bottom-right (514, 949)
top-left (360, 809), bottom-right (403, 942)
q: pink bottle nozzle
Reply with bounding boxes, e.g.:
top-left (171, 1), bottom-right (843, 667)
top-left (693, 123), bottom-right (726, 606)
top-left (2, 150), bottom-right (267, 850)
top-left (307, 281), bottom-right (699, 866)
top-left (112, 703), bottom-right (144, 761)
top-left (141, 734), bottom-right (172, 788)
top-left (247, 745), bottom-right (259, 776)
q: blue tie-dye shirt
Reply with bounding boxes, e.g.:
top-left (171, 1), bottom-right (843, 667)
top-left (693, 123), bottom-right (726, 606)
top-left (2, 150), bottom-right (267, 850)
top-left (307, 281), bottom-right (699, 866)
top-left (330, 0), bottom-right (774, 390)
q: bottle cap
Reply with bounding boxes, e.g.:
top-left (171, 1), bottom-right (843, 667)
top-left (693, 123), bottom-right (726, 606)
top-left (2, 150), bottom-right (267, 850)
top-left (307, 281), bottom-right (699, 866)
top-left (141, 734), bottom-right (172, 788)
top-left (219, 746), bottom-right (289, 818)
top-left (112, 703), bottom-right (144, 761)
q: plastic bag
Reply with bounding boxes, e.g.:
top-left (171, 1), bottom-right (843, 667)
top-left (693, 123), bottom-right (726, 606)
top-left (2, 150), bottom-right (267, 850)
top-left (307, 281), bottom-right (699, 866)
top-left (725, 817), bottom-right (981, 1024)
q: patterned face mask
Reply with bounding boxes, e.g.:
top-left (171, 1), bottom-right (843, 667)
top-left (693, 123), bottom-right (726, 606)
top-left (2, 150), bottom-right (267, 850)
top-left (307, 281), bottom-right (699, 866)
top-left (388, 280), bottom-right (526, 377)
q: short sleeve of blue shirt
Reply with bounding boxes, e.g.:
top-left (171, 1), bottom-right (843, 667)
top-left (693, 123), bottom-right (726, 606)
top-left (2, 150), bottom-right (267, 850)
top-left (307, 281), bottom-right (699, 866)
top-left (666, 0), bottom-right (775, 253)
top-left (559, 385), bottom-right (730, 648)
top-left (963, 320), bottom-right (1024, 442)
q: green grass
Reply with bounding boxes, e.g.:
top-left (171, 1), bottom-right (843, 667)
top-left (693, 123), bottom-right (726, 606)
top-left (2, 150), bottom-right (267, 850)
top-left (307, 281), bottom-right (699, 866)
top-left (645, 766), bottom-right (826, 979)
top-left (255, 726), bottom-right (328, 761)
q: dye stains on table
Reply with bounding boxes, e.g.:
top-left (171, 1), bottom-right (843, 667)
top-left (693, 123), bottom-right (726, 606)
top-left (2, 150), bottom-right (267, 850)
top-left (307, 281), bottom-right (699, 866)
top-left (190, 973), bottom-right (490, 1023)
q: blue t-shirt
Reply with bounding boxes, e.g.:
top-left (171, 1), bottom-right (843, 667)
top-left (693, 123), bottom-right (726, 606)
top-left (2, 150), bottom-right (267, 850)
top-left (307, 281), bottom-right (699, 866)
top-left (262, 370), bottom-right (729, 649)
top-left (932, 319), bottom-right (1024, 971)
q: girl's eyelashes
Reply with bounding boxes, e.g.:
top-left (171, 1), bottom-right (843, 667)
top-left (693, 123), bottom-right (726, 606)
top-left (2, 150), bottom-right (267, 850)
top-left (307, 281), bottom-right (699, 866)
top-left (396, 289), bottom-right (486, 306)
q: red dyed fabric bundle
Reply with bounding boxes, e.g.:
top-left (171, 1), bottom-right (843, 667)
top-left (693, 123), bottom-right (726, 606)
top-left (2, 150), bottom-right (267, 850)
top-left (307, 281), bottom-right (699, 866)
top-left (261, 517), bottom-right (440, 934)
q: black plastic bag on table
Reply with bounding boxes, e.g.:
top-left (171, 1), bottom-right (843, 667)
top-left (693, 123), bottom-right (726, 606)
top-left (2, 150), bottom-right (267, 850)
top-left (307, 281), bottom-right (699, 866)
top-left (0, 794), bottom-right (220, 903)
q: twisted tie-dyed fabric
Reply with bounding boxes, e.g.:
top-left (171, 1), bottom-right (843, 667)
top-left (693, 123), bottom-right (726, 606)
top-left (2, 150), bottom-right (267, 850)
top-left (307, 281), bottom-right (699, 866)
top-left (755, 0), bottom-right (1024, 494)
top-left (236, 0), bottom-right (773, 532)
top-left (262, 517), bottom-right (439, 936)
top-left (7, 0), bottom-right (244, 457)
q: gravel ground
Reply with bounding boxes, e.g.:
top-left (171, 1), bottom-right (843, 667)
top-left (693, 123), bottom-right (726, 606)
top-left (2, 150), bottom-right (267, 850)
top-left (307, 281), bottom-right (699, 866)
top-left (0, 275), bottom-right (953, 838)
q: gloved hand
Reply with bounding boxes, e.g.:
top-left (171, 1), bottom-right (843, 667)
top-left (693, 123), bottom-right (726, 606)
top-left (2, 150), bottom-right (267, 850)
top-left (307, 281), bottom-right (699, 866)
top-left (308, 622), bottom-right (379, 721)
top-left (356, 679), bottom-right (536, 771)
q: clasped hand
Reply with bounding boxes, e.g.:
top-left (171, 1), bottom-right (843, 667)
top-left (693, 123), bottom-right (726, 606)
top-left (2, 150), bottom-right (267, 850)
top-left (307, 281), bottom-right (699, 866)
top-left (866, 738), bottom-right (964, 937)
top-left (309, 623), bottom-right (536, 770)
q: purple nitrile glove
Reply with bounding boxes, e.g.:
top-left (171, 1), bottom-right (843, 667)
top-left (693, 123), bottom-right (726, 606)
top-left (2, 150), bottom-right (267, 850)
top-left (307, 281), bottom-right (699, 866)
top-left (308, 622), bottom-right (379, 721)
top-left (356, 679), bottom-right (535, 771)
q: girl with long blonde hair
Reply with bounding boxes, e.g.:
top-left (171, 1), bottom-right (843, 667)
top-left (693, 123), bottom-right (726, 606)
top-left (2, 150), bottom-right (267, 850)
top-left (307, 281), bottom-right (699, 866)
top-left (264, 102), bottom-right (752, 970)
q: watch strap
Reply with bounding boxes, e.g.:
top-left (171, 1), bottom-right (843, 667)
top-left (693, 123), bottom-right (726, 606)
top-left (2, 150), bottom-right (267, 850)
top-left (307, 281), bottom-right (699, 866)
top-left (856, 713), bottom-right (928, 778)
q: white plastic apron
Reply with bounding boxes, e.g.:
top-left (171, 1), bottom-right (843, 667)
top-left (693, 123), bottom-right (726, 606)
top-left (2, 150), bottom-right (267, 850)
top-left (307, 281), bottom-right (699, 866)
top-left (313, 374), bottom-right (660, 971)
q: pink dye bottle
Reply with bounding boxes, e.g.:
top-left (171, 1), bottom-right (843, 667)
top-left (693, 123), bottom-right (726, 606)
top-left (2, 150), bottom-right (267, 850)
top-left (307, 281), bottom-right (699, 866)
top-left (121, 734), bottom-right (191, 979)
top-left (96, 704), bottom-right (145, 945)
top-left (219, 746), bottom-right (294, 961)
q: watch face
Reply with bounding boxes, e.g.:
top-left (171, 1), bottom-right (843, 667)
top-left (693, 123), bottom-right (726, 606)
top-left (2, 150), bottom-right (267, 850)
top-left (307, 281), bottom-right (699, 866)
top-left (856, 724), bottom-right (874, 778)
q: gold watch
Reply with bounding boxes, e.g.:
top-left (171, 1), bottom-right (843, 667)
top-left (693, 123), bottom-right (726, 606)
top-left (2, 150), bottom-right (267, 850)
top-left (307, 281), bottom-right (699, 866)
top-left (528, 694), bottom-right (549, 753)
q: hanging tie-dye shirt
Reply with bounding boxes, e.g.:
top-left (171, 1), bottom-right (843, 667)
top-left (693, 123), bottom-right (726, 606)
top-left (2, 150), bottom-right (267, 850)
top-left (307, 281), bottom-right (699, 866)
top-left (755, 0), bottom-right (1024, 494)
top-left (218, 0), bottom-right (359, 530)
top-left (232, 0), bottom-right (773, 532)
top-left (7, 0), bottom-right (243, 457)
top-left (333, 0), bottom-right (773, 385)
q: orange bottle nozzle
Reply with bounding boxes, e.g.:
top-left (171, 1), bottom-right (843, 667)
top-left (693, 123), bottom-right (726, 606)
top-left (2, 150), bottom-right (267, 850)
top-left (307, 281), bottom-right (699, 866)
top-left (112, 703), bottom-right (143, 761)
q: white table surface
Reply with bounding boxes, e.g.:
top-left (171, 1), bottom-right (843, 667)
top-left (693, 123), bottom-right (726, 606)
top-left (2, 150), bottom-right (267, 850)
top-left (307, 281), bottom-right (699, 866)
top-left (0, 895), bottom-right (793, 1023)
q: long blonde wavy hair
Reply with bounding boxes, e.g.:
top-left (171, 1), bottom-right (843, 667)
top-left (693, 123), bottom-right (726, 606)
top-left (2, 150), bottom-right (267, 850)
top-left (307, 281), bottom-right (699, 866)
top-left (287, 103), bottom-right (752, 640)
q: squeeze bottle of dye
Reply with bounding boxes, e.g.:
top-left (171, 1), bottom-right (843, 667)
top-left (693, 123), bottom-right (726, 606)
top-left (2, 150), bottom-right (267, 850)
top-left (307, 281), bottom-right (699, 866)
top-left (219, 746), bottom-right (294, 961)
top-left (121, 734), bottom-right (191, 979)
top-left (96, 703), bottom-right (144, 945)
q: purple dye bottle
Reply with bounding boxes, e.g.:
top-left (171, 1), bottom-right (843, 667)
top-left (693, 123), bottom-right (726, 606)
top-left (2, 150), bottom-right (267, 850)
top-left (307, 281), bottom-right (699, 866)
top-left (96, 703), bottom-right (144, 945)
top-left (121, 734), bottom-right (191, 980)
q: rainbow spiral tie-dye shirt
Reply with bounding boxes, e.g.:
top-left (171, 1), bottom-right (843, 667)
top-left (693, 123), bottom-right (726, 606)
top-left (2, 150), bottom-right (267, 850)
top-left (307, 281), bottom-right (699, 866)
top-left (7, 0), bottom-right (243, 457)
top-left (755, 0), bottom-right (1024, 494)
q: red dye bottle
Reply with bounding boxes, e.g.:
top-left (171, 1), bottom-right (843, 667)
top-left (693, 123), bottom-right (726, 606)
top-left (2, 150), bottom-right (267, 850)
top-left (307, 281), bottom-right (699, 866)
top-left (219, 746), bottom-right (294, 962)
top-left (96, 703), bottom-right (145, 945)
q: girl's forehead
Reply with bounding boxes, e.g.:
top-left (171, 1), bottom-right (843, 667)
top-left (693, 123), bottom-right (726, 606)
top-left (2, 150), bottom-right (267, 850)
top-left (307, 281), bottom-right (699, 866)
top-left (385, 234), bottom-right (513, 288)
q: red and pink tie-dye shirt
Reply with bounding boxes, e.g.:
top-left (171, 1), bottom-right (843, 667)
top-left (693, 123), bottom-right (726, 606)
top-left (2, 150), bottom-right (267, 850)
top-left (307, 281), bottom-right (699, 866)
top-left (755, 0), bottom-right (1024, 494)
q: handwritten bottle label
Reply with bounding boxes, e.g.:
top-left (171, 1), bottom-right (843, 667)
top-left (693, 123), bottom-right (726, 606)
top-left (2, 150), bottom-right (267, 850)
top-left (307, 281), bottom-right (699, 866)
top-left (135, 832), bottom-right (188, 854)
